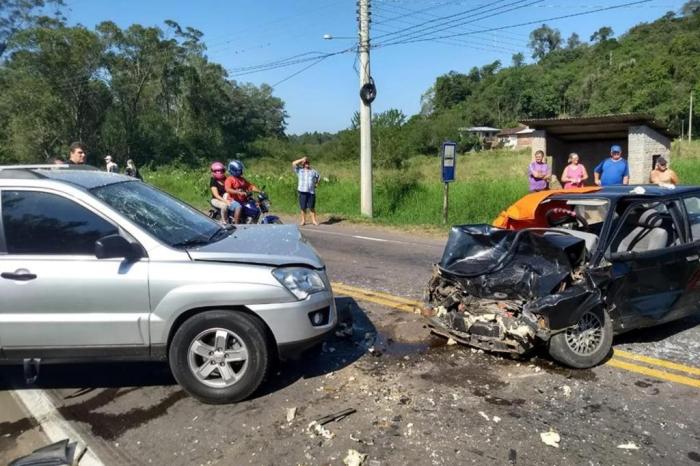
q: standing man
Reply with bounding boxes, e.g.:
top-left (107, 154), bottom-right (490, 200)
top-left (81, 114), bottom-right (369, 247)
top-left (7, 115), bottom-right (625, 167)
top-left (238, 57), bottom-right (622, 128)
top-left (66, 142), bottom-right (87, 164)
top-left (649, 156), bottom-right (679, 186)
top-left (104, 155), bottom-right (119, 173)
top-left (594, 144), bottom-right (629, 186)
top-left (292, 156), bottom-right (320, 226)
top-left (528, 150), bottom-right (551, 192)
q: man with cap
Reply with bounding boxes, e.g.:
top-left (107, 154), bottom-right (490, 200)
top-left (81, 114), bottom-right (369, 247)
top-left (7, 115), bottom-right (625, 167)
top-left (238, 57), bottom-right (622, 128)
top-left (649, 156), bottom-right (679, 186)
top-left (104, 155), bottom-right (119, 173)
top-left (594, 144), bottom-right (629, 186)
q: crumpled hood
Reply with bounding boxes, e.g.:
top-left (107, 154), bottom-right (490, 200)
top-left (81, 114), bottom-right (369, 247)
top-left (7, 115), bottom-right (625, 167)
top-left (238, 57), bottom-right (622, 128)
top-left (438, 224), bottom-right (586, 299)
top-left (186, 225), bottom-right (324, 269)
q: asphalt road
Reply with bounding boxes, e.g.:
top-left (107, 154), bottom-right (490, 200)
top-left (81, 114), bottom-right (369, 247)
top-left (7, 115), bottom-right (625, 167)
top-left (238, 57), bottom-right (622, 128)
top-left (2, 221), bottom-right (700, 465)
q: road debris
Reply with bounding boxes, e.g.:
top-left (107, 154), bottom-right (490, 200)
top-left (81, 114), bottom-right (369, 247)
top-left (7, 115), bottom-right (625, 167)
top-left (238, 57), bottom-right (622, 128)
top-left (540, 431), bottom-right (561, 448)
top-left (307, 408), bottom-right (357, 440)
top-left (561, 385), bottom-right (572, 397)
top-left (446, 337), bottom-right (457, 345)
top-left (286, 407), bottom-right (297, 423)
top-left (617, 442), bottom-right (640, 450)
top-left (343, 449), bottom-right (367, 466)
top-left (478, 411), bottom-right (490, 421)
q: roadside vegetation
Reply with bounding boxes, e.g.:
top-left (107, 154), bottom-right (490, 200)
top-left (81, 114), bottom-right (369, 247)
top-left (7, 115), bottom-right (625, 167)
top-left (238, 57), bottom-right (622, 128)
top-left (145, 140), bottom-right (700, 227)
top-left (1, 2), bottom-right (699, 227)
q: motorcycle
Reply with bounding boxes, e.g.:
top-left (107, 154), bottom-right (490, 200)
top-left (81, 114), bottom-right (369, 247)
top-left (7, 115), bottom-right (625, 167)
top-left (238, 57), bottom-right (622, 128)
top-left (208, 190), bottom-right (282, 224)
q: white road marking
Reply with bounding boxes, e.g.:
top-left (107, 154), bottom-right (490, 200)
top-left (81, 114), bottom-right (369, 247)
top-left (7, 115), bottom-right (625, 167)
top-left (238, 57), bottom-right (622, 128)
top-left (301, 227), bottom-right (444, 248)
top-left (10, 389), bottom-right (105, 466)
top-left (352, 235), bottom-right (389, 242)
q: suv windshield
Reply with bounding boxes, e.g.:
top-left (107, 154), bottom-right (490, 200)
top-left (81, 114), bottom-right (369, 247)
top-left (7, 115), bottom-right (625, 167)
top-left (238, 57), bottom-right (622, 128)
top-left (91, 181), bottom-right (224, 248)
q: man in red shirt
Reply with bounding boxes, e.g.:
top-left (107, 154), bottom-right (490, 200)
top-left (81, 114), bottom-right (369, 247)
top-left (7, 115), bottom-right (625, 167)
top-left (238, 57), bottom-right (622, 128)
top-left (224, 160), bottom-right (260, 224)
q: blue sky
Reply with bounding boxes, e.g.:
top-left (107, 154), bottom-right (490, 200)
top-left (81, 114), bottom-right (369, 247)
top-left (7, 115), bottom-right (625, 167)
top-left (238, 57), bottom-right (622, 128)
top-left (63, 0), bottom-right (687, 134)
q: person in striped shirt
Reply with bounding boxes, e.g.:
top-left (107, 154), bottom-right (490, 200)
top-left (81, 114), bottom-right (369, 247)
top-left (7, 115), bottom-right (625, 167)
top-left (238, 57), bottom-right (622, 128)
top-left (292, 156), bottom-right (320, 226)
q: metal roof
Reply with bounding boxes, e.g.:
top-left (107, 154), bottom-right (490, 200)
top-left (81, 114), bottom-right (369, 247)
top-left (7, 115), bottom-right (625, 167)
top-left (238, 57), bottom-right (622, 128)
top-left (460, 126), bottom-right (501, 132)
top-left (520, 113), bottom-right (677, 141)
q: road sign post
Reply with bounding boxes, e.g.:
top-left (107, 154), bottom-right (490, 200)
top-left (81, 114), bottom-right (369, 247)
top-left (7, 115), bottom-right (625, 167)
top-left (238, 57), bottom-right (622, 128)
top-left (441, 141), bottom-right (457, 224)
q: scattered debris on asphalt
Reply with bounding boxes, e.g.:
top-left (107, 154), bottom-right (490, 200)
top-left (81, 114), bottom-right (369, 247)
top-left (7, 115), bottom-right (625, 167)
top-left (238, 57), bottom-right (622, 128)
top-left (540, 431), bottom-right (561, 448)
top-left (561, 385), bottom-right (572, 397)
top-left (617, 442), bottom-right (640, 450)
top-left (343, 449), bottom-right (367, 466)
top-left (286, 407), bottom-right (297, 423)
top-left (307, 408), bottom-right (357, 440)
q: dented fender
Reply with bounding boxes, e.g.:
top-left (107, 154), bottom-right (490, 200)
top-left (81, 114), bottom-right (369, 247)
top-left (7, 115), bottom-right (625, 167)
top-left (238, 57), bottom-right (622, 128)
top-left (526, 285), bottom-right (603, 333)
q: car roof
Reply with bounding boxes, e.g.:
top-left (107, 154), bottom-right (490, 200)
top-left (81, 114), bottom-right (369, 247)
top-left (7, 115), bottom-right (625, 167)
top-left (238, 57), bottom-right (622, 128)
top-left (548, 185), bottom-right (700, 201)
top-left (0, 165), bottom-right (134, 190)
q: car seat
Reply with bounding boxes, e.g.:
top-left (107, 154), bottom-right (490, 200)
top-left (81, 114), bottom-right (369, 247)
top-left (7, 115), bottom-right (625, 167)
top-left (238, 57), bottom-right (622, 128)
top-left (616, 209), bottom-right (668, 253)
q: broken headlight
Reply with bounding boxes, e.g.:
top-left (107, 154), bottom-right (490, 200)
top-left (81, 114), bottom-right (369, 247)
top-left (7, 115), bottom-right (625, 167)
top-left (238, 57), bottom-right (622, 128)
top-left (272, 267), bottom-right (326, 300)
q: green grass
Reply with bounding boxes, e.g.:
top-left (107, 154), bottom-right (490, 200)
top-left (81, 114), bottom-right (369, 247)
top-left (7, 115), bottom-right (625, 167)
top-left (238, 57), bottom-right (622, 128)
top-left (142, 141), bottom-right (700, 228)
top-left (143, 149), bottom-right (531, 227)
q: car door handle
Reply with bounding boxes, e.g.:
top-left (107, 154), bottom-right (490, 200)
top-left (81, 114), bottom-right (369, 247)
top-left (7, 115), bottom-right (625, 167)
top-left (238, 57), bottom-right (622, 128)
top-left (1, 272), bottom-right (37, 281)
top-left (686, 255), bottom-right (700, 262)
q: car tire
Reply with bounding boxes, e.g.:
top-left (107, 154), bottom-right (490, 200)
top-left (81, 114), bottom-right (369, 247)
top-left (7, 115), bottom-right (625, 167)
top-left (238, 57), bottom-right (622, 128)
top-left (548, 307), bottom-right (612, 369)
top-left (169, 311), bottom-right (271, 404)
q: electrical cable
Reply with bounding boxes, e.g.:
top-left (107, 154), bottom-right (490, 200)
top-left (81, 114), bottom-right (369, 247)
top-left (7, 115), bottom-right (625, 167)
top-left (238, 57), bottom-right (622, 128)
top-left (375, 0), bottom-right (653, 48)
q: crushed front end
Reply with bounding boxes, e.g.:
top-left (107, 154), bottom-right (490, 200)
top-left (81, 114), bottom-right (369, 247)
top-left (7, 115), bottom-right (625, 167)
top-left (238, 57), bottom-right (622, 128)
top-left (424, 225), bottom-right (600, 355)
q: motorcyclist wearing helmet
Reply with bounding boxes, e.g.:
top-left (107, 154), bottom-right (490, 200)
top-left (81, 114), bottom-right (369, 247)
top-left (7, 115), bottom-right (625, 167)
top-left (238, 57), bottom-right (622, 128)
top-left (209, 161), bottom-right (233, 223)
top-left (224, 159), bottom-right (260, 224)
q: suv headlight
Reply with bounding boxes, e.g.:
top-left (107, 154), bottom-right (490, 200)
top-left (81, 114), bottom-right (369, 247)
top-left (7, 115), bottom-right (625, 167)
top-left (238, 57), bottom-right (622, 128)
top-left (272, 267), bottom-right (326, 300)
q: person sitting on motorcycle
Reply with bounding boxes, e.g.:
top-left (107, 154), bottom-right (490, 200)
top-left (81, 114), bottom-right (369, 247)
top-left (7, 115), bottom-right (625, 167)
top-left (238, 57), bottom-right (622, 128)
top-left (209, 161), bottom-right (235, 223)
top-left (224, 160), bottom-right (260, 224)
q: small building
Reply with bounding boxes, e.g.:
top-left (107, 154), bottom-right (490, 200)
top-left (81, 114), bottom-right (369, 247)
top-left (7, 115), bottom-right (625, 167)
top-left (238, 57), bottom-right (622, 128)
top-left (521, 114), bottom-right (676, 184)
top-left (497, 125), bottom-right (534, 149)
top-left (459, 126), bottom-right (501, 140)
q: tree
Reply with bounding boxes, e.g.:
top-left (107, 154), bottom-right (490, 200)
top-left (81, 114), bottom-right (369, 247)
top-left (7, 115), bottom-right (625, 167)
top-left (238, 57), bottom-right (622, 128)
top-left (682, 0), bottom-right (700, 16)
top-left (590, 26), bottom-right (614, 43)
top-left (528, 24), bottom-right (562, 60)
top-left (511, 52), bottom-right (525, 67)
top-left (566, 32), bottom-right (582, 49)
top-left (0, 0), bottom-right (64, 57)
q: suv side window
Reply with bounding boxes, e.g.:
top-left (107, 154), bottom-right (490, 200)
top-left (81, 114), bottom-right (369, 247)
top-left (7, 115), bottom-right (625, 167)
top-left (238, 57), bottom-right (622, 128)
top-left (683, 196), bottom-right (700, 242)
top-left (1, 190), bottom-right (118, 255)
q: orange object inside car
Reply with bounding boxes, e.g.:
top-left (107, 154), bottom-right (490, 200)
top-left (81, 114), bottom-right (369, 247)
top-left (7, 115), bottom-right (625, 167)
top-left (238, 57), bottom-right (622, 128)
top-left (492, 187), bottom-right (601, 230)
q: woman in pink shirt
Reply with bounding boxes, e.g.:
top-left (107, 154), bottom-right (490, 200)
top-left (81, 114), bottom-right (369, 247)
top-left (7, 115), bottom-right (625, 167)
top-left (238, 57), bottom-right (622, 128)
top-left (561, 152), bottom-right (589, 189)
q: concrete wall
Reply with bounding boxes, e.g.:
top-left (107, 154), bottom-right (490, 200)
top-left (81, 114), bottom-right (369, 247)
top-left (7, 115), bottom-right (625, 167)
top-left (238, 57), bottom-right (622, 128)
top-left (627, 125), bottom-right (671, 184)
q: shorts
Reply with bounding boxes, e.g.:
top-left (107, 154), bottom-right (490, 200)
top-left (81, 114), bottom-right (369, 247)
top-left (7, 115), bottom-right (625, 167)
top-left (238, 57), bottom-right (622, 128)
top-left (298, 191), bottom-right (316, 210)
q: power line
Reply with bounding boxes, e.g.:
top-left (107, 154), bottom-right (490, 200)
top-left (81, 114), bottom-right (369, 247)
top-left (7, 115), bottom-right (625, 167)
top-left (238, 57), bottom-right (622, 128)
top-left (271, 55), bottom-right (331, 88)
top-left (375, 0), bottom-right (653, 48)
top-left (374, 0), bottom-right (545, 45)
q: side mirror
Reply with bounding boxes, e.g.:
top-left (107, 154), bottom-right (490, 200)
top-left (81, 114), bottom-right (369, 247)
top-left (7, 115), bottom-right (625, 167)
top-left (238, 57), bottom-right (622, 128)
top-left (95, 234), bottom-right (144, 260)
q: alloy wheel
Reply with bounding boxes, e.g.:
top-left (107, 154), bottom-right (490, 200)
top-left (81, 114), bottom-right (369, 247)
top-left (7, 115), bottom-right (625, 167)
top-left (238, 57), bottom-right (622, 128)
top-left (564, 311), bottom-right (604, 356)
top-left (187, 327), bottom-right (249, 388)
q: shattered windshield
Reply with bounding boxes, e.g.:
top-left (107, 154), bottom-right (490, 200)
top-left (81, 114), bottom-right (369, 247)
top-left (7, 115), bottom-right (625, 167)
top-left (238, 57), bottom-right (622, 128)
top-left (91, 181), bottom-right (221, 248)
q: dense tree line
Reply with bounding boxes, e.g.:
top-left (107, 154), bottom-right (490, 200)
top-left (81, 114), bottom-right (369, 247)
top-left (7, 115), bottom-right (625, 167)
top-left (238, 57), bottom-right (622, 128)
top-left (0, 1), bottom-right (285, 165)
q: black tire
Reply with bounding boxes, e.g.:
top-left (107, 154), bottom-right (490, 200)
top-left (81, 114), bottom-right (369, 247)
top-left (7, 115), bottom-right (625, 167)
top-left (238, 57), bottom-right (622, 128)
top-left (548, 307), bottom-right (612, 369)
top-left (168, 311), bottom-right (271, 404)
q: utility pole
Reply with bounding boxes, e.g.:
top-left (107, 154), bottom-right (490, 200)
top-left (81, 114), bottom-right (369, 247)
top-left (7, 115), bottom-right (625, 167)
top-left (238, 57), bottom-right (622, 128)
top-left (690, 91), bottom-right (694, 142)
top-left (358, 0), bottom-right (373, 217)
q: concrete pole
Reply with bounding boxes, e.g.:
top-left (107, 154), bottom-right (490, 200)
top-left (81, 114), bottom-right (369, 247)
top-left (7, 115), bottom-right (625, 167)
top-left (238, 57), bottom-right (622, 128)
top-left (359, 0), bottom-right (373, 217)
top-left (690, 92), bottom-right (694, 142)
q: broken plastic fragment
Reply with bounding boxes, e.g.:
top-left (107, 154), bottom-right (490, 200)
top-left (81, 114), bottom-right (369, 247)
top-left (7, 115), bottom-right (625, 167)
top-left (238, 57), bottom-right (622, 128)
top-left (307, 421), bottom-right (335, 439)
top-left (617, 442), bottom-right (639, 450)
top-left (286, 407), bottom-right (296, 423)
top-left (343, 449), bottom-right (368, 466)
top-left (540, 431), bottom-right (561, 448)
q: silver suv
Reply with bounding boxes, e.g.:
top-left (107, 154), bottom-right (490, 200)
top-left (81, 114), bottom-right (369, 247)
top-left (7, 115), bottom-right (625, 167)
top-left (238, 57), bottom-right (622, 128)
top-left (0, 165), bottom-right (336, 404)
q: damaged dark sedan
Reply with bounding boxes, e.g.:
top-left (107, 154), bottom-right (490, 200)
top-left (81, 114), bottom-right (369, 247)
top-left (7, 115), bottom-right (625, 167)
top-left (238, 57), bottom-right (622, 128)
top-left (425, 186), bottom-right (700, 368)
